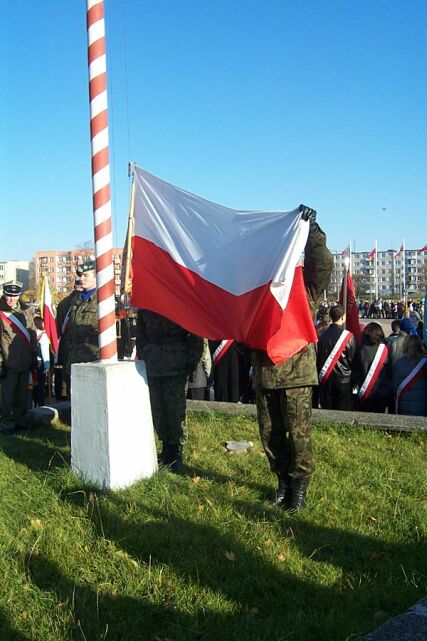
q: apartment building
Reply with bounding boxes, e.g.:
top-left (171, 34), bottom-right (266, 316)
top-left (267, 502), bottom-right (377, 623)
top-left (0, 260), bottom-right (30, 290)
top-left (34, 249), bottom-right (123, 296)
top-left (328, 248), bottom-right (427, 299)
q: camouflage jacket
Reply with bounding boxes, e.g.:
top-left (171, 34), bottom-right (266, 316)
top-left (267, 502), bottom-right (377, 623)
top-left (67, 290), bottom-right (99, 370)
top-left (55, 291), bottom-right (80, 367)
top-left (0, 296), bottom-right (37, 372)
top-left (252, 222), bottom-right (334, 390)
top-left (136, 309), bottom-right (204, 377)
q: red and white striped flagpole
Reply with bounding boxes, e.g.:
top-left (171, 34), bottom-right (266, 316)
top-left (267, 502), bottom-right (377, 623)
top-left (86, 0), bottom-right (117, 361)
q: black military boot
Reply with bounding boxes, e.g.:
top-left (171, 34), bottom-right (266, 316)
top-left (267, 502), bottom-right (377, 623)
top-left (274, 474), bottom-right (292, 509)
top-left (158, 442), bottom-right (171, 465)
top-left (288, 477), bottom-right (310, 511)
top-left (166, 445), bottom-right (184, 474)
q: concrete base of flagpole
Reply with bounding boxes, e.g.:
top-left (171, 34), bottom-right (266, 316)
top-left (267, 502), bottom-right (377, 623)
top-left (71, 360), bottom-right (157, 490)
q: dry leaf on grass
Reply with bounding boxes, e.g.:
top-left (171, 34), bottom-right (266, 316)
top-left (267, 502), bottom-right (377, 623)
top-left (224, 551), bottom-right (236, 561)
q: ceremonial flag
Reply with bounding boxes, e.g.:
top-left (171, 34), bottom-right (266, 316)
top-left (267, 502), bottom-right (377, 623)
top-left (339, 271), bottom-right (362, 345)
top-left (420, 243), bottom-right (427, 252)
top-left (341, 245), bottom-right (350, 257)
top-left (40, 274), bottom-right (59, 354)
top-left (130, 167), bottom-right (317, 365)
top-left (394, 244), bottom-right (404, 259)
top-left (367, 247), bottom-right (376, 260)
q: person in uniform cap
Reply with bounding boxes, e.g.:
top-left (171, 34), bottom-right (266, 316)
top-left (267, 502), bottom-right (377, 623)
top-left (66, 260), bottom-right (99, 383)
top-left (0, 281), bottom-right (37, 434)
top-left (251, 206), bottom-right (333, 511)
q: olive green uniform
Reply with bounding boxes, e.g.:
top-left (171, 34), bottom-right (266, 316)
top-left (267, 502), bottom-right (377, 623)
top-left (136, 310), bottom-right (204, 447)
top-left (252, 223), bottom-right (333, 479)
top-left (0, 297), bottom-right (37, 431)
top-left (66, 290), bottom-right (99, 375)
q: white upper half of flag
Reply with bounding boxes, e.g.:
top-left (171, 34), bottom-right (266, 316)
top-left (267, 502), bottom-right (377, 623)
top-left (43, 275), bottom-right (53, 309)
top-left (133, 167), bottom-right (309, 309)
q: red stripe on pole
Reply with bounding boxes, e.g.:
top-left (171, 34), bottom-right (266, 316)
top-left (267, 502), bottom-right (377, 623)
top-left (93, 185), bottom-right (110, 210)
top-left (87, 3), bottom-right (104, 26)
top-left (91, 147), bottom-right (109, 174)
top-left (88, 39), bottom-right (106, 64)
top-left (90, 112), bottom-right (108, 138)
top-left (94, 219), bottom-right (112, 241)
top-left (89, 74), bottom-right (107, 99)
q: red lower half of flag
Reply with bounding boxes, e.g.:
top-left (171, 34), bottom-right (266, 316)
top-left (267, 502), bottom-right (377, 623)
top-left (131, 237), bottom-right (317, 364)
top-left (43, 306), bottom-right (59, 353)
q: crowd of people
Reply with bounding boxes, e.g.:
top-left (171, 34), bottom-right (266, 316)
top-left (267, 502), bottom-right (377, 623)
top-left (1, 208), bottom-right (426, 512)
top-left (315, 304), bottom-right (427, 416)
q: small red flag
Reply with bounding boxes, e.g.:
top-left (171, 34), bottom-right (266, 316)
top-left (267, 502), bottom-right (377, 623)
top-left (339, 271), bottom-right (362, 345)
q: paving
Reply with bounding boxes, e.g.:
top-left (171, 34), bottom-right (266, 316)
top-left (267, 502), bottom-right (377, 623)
top-left (359, 598), bottom-right (427, 641)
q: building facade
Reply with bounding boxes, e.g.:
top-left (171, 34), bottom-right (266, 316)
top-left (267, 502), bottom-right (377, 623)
top-left (0, 260), bottom-right (30, 290)
top-left (34, 249), bottom-right (123, 296)
top-left (328, 248), bottom-right (427, 299)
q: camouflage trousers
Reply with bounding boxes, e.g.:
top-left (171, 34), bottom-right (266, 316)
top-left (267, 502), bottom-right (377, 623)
top-left (147, 374), bottom-right (188, 446)
top-left (256, 386), bottom-right (314, 478)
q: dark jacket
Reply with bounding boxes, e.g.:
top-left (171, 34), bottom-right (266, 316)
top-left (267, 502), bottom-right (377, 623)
top-left (316, 324), bottom-right (356, 385)
top-left (394, 356), bottom-right (427, 416)
top-left (0, 296), bottom-right (37, 372)
top-left (67, 290), bottom-right (99, 371)
top-left (352, 341), bottom-right (392, 400)
top-left (252, 222), bottom-right (334, 390)
top-left (136, 309), bottom-right (204, 377)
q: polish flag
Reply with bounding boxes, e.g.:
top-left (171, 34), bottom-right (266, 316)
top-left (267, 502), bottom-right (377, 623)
top-left (394, 244), bottom-right (403, 259)
top-left (339, 271), bottom-right (361, 345)
top-left (341, 245), bottom-right (350, 257)
top-left (420, 244), bottom-right (427, 252)
top-left (40, 274), bottom-right (59, 354)
top-left (130, 167), bottom-right (317, 365)
top-left (367, 247), bottom-right (376, 260)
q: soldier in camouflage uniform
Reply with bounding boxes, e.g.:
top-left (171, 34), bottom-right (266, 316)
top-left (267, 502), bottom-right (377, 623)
top-left (252, 206), bottom-right (333, 510)
top-left (66, 260), bottom-right (99, 380)
top-left (136, 309), bottom-right (204, 472)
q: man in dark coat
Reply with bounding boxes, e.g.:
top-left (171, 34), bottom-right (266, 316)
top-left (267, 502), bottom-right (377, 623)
top-left (316, 303), bottom-right (356, 410)
top-left (0, 281), bottom-right (37, 434)
top-left (136, 310), bottom-right (203, 472)
top-left (251, 206), bottom-right (333, 511)
top-left (54, 278), bottom-right (82, 399)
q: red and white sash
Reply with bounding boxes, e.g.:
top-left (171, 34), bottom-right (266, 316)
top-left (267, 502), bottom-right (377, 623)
top-left (318, 329), bottom-right (353, 384)
top-left (395, 357), bottom-right (427, 414)
top-left (0, 311), bottom-right (31, 348)
top-left (213, 339), bottom-right (233, 366)
top-left (358, 343), bottom-right (388, 402)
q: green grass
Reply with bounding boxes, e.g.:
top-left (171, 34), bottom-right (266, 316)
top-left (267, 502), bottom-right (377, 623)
top-left (0, 413), bottom-right (426, 641)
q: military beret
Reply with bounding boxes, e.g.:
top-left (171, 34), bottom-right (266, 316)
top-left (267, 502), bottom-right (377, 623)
top-left (76, 259), bottom-right (95, 276)
top-left (3, 280), bottom-right (23, 296)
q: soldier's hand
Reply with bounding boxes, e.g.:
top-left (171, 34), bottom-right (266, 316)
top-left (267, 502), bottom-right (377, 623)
top-left (299, 204), bottom-right (317, 224)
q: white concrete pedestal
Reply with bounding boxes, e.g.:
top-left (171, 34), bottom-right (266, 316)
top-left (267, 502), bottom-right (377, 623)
top-left (71, 360), bottom-right (157, 489)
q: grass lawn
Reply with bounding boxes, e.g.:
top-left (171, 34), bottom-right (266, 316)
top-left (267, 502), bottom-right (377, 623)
top-left (0, 412), bottom-right (426, 641)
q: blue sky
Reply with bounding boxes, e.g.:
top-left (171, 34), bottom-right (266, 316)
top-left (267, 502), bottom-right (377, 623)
top-left (1, 0), bottom-right (426, 260)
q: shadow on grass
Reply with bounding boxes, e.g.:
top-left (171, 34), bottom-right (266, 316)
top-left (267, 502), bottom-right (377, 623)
top-left (0, 608), bottom-right (32, 641)
top-left (3, 429), bottom-right (426, 640)
top-left (0, 425), bottom-right (70, 471)
top-left (49, 487), bottom-right (425, 641)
